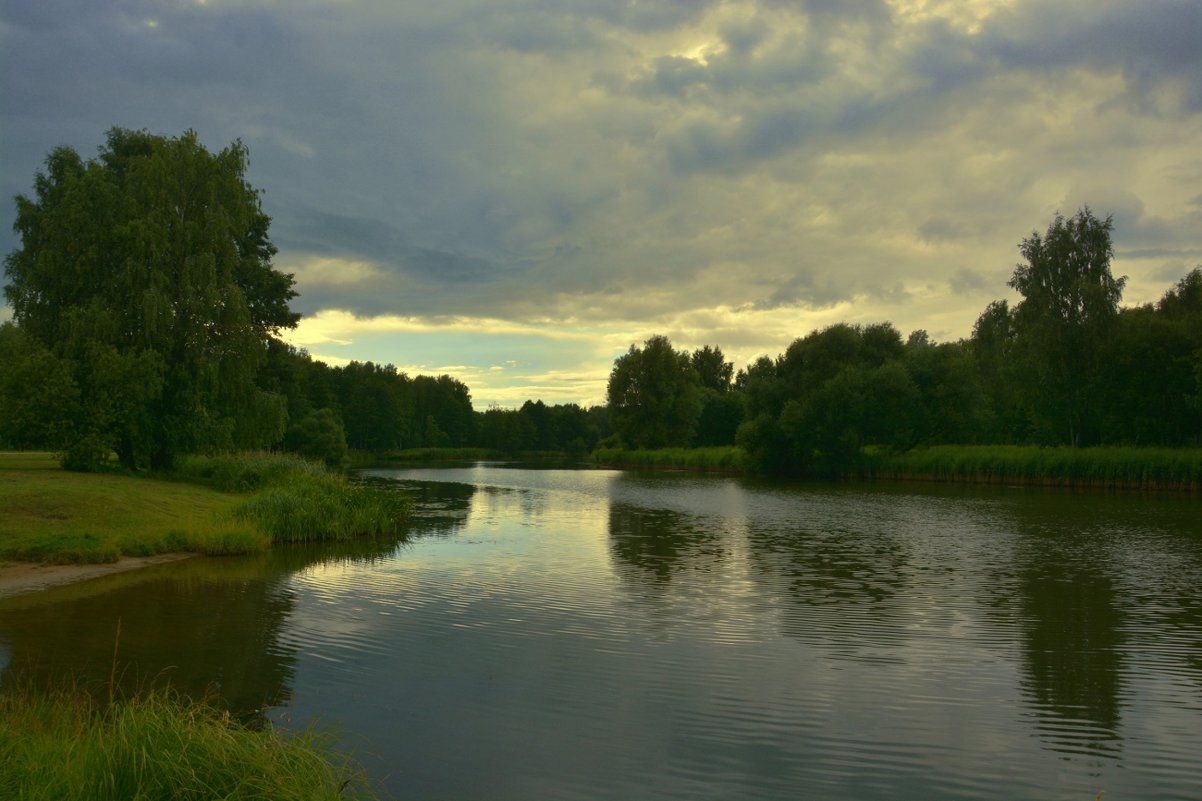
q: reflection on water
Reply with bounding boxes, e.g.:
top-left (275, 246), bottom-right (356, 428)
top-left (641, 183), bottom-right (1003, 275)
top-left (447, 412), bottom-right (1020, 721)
top-left (0, 536), bottom-right (406, 721)
top-left (608, 503), bottom-right (725, 583)
top-left (2, 465), bottom-right (1201, 800)
top-left (1016, 537), bottom-right (1125, 757)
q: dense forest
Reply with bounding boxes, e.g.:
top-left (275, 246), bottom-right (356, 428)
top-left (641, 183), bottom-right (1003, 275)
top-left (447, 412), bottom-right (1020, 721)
top-left (2, 130), bottom-right (1200, 476)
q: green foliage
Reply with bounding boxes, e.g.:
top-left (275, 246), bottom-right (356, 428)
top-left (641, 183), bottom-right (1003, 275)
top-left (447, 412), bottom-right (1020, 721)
top-left (381, 446), bottom-right (503, 462)
top-left (411, 375), bottom-right (475, 447)
top-left (174, 451), bottom-right (328, 492)
top-left (1008, 207), bottom-right (1125, 446)
top-left (231, 476), bottom-right (406, 543)
top-left (736, 323), bottom-right (918, 477)
top-left (593, 446), bottom-right (744, 472)
top-left (338, 361), bottom-right (411, 452)
top-left (284, 408), bottom-right (348, 469)
top-left (475, 400), bottom-right (603, 455)
top-left (0, 688), bottom-right (379, 801)
top-left (180, 453), bottom-right (408, 543)
top-left (3, 128), bottom-right (297, 470)
top-left (0, 323), bottom-right (79, 450)
top-left (691, 345), bottom-right (734, 392)
top-left (607, 335), bottom-right (702, 449)
top-left (871, 445), bottom-right (1202, 489)
top-left (693, 389), bottom-right (743, 446)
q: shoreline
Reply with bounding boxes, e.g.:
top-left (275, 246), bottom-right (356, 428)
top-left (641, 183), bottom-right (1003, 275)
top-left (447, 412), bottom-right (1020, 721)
top-left (0, 553), bottom-right (196, 600)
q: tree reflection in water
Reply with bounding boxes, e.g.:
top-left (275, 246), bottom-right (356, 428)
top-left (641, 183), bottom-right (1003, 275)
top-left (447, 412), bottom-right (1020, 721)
top-left (0, 535), bottom-right (405, 723)
top-left (607, 502), bottom-right (724, 584)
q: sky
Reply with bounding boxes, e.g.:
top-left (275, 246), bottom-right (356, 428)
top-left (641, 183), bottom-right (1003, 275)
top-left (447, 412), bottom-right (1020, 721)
top-left (2, 0), bottom-right (1200, 409)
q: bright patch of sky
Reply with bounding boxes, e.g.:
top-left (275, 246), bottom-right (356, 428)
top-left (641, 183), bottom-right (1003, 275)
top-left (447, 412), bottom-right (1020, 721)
top-left (2, 0), bottom-right (1200, 407)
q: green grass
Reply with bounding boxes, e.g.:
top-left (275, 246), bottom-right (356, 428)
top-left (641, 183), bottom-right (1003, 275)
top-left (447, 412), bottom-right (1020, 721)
top-left (0, 687), bottom-right (381, 801)
top-left (592, 446), bottom-right (745, 472)
top-left (0, 453), bottom-right (255, 563)
top-left (870, 445), bottom-right (1202, 490)
top-left (0, 451), bottom-right (408, 564)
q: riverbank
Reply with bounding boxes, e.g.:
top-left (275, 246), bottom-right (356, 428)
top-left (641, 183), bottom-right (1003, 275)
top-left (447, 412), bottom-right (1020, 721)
top-left (869, 444), bottom-right (1202, 491)
top-left (0, 452), bottom-right (409, 593)
top-left (591, 444), bottom-right (1202, 490)
top-left (0, 553), bottom-right (195, 599)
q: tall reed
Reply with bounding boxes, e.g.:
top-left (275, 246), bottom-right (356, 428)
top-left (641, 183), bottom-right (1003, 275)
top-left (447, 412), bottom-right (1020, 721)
top-left (592, 446), bottom-right (745, 472)
top-left (870, 445), bottom-right (1202, 490)
top-left (178, 453), bottom-right (410, 544)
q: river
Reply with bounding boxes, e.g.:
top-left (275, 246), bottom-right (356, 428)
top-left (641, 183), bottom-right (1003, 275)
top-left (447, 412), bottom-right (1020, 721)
top-left (1, 464), bottom-right (1200, 800)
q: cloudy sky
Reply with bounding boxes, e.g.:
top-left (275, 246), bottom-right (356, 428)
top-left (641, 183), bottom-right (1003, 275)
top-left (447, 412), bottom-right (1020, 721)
top-left (2, 0), bottom-right (1200, 408)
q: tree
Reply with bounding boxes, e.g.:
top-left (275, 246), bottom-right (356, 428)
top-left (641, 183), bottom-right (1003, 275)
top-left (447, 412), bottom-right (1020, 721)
top-left (607, 335), bottom-right (702, 449)
top-left (284, 408), bottom-right (348, 468)
top-left (3, 128), bottom-right (298, 468)
top-left (410, 375), bottom-right (475, 447)
top-left (690, 345), bottom-right (734, 392)
top-left (1007, 207), bottom-right (1124, 446)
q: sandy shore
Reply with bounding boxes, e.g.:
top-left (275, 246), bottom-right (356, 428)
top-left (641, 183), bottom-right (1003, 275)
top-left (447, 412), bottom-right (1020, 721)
top-left (0, 553), bottom-right (196, 599)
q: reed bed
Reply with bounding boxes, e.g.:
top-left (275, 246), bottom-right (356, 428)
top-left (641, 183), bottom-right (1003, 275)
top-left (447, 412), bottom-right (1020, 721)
top-left (0, 688), bottom-right (380, 801)
top-left (173, 452), bottom-right (330, 493)
top-left (592, 446), bottom-right (745, 472)
top-left (179, 453), bottom-right (409, 544)
top-left (380, 447), bottom-right (504, 463)
top-left (870, 445), bottom-right (1202, 490)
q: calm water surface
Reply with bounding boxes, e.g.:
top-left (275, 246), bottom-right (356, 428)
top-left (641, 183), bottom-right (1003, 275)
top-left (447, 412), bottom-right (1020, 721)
top-left (2, 465), bottom-right (1201, 800)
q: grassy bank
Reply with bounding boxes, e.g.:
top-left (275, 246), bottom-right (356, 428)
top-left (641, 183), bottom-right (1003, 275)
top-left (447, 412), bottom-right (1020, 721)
top-left (0, 687), bottom-right (380, 801)
top-left (592, 446), bottom-right (745, 472)
top-left (0, 452), bottom-right (409, 564)
top-left (868, 445), bottom-right (1202, 490)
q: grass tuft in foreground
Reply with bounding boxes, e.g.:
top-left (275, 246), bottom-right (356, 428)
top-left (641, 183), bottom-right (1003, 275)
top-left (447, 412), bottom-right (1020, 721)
top-left (0, 687), bottom-right (381, 801)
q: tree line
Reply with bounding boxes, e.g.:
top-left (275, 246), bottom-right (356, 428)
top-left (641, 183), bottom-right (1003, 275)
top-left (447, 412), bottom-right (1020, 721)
top-left (2, 130), bottom-right (1199, 475)
top-left (0, 129), bottom-right (610, 468)
top-left (605, 209), bottom-right (1202, 476)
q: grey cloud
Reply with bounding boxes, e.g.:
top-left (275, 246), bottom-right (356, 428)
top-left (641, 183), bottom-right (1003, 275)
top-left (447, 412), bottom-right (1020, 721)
top-left (639, 56), bottom-right (710, 98)
top-left (949, 268), bottom-right (989, 295)
top-left (982, 1), bottom-right (1202, 114)
top-left (1122, 247), bottom-right (1202, 261)
top-left (759, 270), bottom-right (849, 311)
top-left (918, 219), bottom-right (961, 243)
top-left (720, 18), bottom-right (768, 57)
